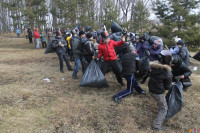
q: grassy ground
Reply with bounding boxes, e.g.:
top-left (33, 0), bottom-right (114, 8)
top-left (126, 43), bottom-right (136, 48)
top-left (0, 33), bottom-right (200, 133)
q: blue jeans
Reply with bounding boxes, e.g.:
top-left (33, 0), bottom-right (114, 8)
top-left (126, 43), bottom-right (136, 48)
top-left (114, 75), bottom-right (144, 99)
top-left (73, 58), bottom-right (81, 77)
top-left (35, 38), bottom-right (40, 49)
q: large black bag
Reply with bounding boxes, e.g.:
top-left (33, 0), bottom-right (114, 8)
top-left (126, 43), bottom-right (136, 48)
top-left (135, 56), bottom-right (150, 79)
top-left (110, 32), bottom-right (122, 41)
top-left (193, 51), bottom-right (200, 61)
top-left (111, 21), bottom-right (123, 33)
top-left (165, 81), bottom-right (183, 121)
top-left (148, 36), bottom-right (163, 46)
top-left (44, 38), bottom-right (57, 54)
top-left (80, 60), bottom-right (109, 87)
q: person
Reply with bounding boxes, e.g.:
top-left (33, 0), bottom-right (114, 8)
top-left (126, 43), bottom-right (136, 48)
top-left (24, 27), bottom-right (28, 39)
top-left (66, 33), bottom-right (73, 60)
top-left (148, 40), bottom-right (163, 61)
top-left (70, 30), bottom-right (82, 79)
top-left (16, 28), bottom-right (20, 38)
top-left (79, 31), bottom-right (88, 74)
top-left (148, 50), bottom-right (173, 131)
top-left (34, 28), bottom-right (40, 49)
top-left (97, 31), bottom-right (125, 86)
top-left (177, 40), bottom-right (190, 66)
top-left (28, 28), bottom-right (33, 43)
top-left (52, 31), bottom-right (73, 73)
top-left (82, 32), bottom-right (95, 70)
top-left (170, 55), bottom-right (192, 91)
top-left (113, 44), bottom-right (146, 104)
top-left (170, 37), bottom-right (181, 55)
top-left (40, 31), bottom-right (47, 48)
top-left (134, 35), bottom-right (150, 58)
top-left (47, 29), bottom-right (53, 44)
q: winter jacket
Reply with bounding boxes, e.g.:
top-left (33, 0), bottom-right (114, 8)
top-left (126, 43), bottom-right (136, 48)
top-left (148, 62), bottom-right (172, 94)
top-left (135, 41), bottom-right (150, 58)
top-left (83, 39), bottom-right (95, 62)
top-left (121, 52), bottom-right (139, 75)
top-left (40, 33), bottom-right (46, 42)
top-left (52, 37), bottom-right (67, 54)
top-left (34, 30), bottom-right (40, 39)
top-left (177, 46), bottom-right (190, 66)
top-left (148, 45), bottom-right (163, 61)
top-left (70, 36), bottom-right (81, 58)
top-left (172, 56), bottom-right (192, 82)
top-left (98, 40), bottom-right (125, 61)
top-left (16, 29), bottom-right (20, 34)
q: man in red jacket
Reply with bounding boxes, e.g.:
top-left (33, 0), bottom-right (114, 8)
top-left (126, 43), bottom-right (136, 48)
top-left (98, 31), bottom-right (125, 86)
top-left (34, 28), bottom-right (40, 49)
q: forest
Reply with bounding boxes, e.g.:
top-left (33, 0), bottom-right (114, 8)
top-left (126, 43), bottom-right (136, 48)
top-left (0, 0), bottom-right (200, 49)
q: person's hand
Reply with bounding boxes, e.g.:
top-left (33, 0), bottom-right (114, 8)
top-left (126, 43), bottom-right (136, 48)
top-left (92, 56), bottom-right (95, 59)
top-left (180, 75), bottom-right (185, 79)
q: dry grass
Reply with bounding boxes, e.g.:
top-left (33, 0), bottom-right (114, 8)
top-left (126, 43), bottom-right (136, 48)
top-left (0, 33), bottom-right (200, 133)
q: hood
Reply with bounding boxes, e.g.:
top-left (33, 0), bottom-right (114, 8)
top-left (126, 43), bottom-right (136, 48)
top-left (35, 28), bottom-right (38, 31)
top-left (150, 61), bottom-right (171, 74)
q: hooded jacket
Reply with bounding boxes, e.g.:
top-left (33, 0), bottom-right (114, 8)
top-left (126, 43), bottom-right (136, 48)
top-left (34, 29), bottom-right (40, 39)
top-left (98, 40), bottom-right (124, 61)
top-left (172, 56), bottom-right (192, 82)
top-left (148, 62), bottom-right (172, 94)
top-left (178, 46), bottom-right (190, 66)
top-left (52, 37), bottom-right (67, 54)
top-left (83, 39), bottom-right (95, 62)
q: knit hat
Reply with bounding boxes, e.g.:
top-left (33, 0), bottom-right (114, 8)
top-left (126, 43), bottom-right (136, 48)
top-left (86, 32), bottom-right (93, 39)
top-left (177, 40), bottom-right (185, 46)
top-left (101, 31), bottom-right (109, 40)
top-left (79, 31), bottom-right (85, 36)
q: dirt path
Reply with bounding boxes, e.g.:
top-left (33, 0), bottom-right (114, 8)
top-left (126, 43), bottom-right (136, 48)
top-left (0, 35), bottom-right (200, 133)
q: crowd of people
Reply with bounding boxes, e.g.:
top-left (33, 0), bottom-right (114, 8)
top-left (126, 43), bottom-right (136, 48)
top-left (19, 25), bottom-right (192, 131)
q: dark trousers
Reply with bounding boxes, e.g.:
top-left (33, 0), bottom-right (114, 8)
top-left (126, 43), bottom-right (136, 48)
top-left (114, 75), bottom-right (144, 99)
top-left (42, 42), bottom-right (47, 48)
top-left (29, 38), bottom-right (32, 43)
top-left (57, 53), bottom-right (72, 71)
top-left (102, 60), bottom-right (123, 83)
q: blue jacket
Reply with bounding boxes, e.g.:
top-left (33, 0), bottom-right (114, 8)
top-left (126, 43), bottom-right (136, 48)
top-left (16, 29), bottom-right (20, 34)
top-left (135, 41), bottom-right (150, 58)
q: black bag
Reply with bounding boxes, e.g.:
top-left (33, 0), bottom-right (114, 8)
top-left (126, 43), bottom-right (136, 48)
top-left (165, 81), bottom-right (183, 121)
top-left (80, 60), bottom-right (109, 87)
top-left (44, 39), bottom-right (57, 54)
top-left (111, 21), bottom-right (123, 33)
top-left (193, 51), bottom-right (200, 61)
top-left (135, 56), bottom-right (150, 79)
top-left (182, 81), bottom-right (192, 88)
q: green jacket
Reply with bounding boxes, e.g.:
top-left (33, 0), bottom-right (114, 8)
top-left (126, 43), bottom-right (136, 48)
top-left (40, 33), bottom-right (46, 42)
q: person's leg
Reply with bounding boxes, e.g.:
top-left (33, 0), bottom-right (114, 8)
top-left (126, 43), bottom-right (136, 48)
top-left (114, 75), bottom-right (133, 99)
top-left (109, 60), bottom-right (123, 84)
top-left (151, 93), bottom-right (168, 129)
top-left (42, 42), bottom-right (45, 48)
top-left (132, 75), bottom-right (145, 94)
top-left (63, 53), bottom-right (73, 70)
top-left (44, 42), bottom-right (47, 47)
top-left (30, 38), bottom-right (32, 43)
top-left (58, 53), bottom-right (64, 72)
top-left (73, 58), bottom-right (80, 78)
top-left (81, 57), bottom-right (89, 74)
top-left (70, 49), bottom-right (73, 60)
top-left (102, 61), bottom-right (110, 75)
top-left (36, 39), bottom-right (40, 49)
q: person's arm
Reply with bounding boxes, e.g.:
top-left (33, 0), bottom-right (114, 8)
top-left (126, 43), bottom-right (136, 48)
top-left (179, 48), bottom-right (186, 59)
top-left (182, 65), bottom-right (192, 77)
top-left (112, 40), bottom-right (125, 47)
top-left (142, 41), bottom-right (150, 50)
top-left (163, 71), bottom-right (173, 90)
top-left (97, 46), bottom-right (103, 58)
top-left (85, 42), bottom-right (94, 56)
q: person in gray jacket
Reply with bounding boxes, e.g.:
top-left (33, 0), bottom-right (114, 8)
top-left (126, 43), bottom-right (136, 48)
top-left (177, 40), bottom-right (190, 66)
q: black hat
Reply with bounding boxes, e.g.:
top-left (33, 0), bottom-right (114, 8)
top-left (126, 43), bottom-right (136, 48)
top-left (101, 31), bottom-right (109, 40)
top-left (79, 31), bottom-right (85, 36)
top-left (177, 40), bottom-right (185, 46)
top-left (86, 33), bottom-right (93, 39)
top-left (56, 30), bottom-right (61, 36)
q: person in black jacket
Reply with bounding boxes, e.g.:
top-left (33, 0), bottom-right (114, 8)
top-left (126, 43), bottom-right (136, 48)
top-left (113, 44), bottom-right (146, 104)
top-left (28, 28), bottom-right (33, 43)
top-left (148, 50), bottom-right (172, 131)
top-left (177, 40), bottom-right (190, 66)
top-left (71, 30), bottom-right (82, 79)
top-left (53, 31), bottom-right (73, 73)
top-left (171, 55), bottom-right (192, 91)
top-left (82, 33), bottom-right (95, 70)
